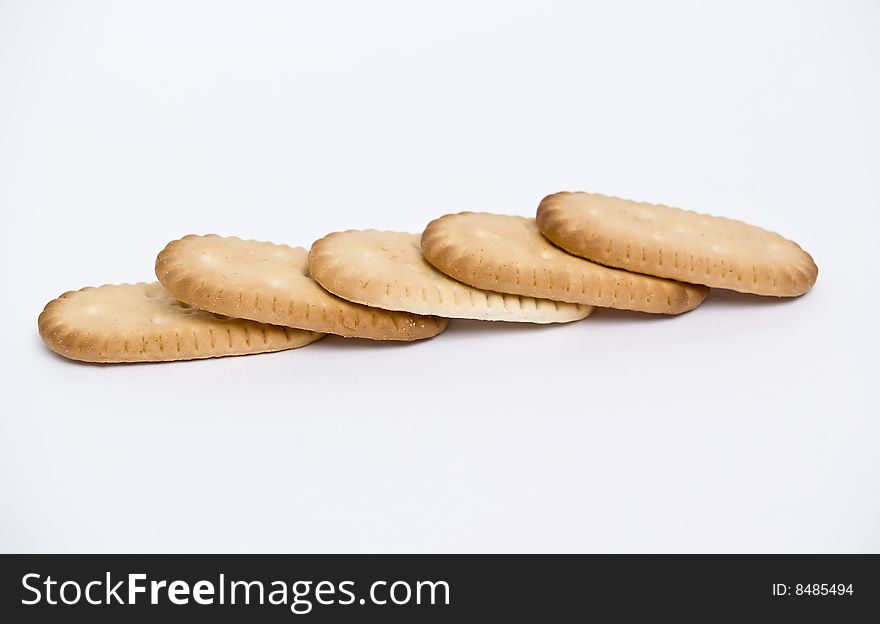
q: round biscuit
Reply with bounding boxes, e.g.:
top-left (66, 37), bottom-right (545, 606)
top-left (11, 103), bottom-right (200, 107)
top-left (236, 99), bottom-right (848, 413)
top-left (38, 282), bottom-right (323, 363)
top-left (422, 212), bottom-right (708, 314)
top-left (309, 230), bottom-right (593, 323)
top-left (537, 192), bottom-right (818, 296)
top-left (156, 235), bottom-right (448, 341)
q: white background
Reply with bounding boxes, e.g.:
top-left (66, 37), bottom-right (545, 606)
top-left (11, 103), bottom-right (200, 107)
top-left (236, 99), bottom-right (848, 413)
top-left (1, 0), bottom-right (878, 553)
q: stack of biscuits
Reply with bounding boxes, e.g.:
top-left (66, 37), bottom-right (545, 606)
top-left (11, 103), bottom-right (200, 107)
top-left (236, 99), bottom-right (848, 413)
top-left (38, 192), bottom-right (818, 363)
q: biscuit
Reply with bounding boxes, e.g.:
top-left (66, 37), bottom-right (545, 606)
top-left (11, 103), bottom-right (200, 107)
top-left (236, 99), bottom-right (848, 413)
top-left (422, 212), bottom-right (708, 314)
top-left (156, 234), bottom-right (447, 340)
top-left (309, 230), bottom-right (593, 323)
top-left (537, 192), bottom-right (818, 296)
top-left (38, 282), bottom-right (323, 363)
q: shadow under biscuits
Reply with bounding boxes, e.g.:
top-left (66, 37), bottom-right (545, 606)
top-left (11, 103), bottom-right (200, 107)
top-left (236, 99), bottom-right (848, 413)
top-left (310, 334), bottom-right (438, 351)
top-left (580, 306), bottom-right (684, 326)
top-left (313, 319), bottom-right (591, 343)
top-left (440, 308), bottom-right (685, 335)
top-left (698, 288), bottom-right (807, 311)
top-left (580, 287), bottom-right (808, 324)
top-left (441, 318), bottom-right (591, 337)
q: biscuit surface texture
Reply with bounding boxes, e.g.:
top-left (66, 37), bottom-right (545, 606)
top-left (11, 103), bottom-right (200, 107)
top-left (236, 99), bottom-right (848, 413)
top-left (309, 230), bottom-right (593, 323)
top-left (537, 192), bottom-right (818, 296)
top-left (422, 212), bottom-right (708, 314)
top-left (156, 235), bottom-right (447, 340)
top-left (38, 282), bottom-right (323, 363)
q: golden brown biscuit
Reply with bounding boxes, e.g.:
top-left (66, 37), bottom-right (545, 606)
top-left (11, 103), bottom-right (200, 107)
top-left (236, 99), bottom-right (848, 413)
top-left (156, 235), bottom-right (448, 341)
top-left (38, 282), bottom-right (323, 363)
top-left (422, 212), bottom-right (707, 314)
top-left (537, 192), bottom-right (817, 296)
top-left (309, 230), bottom-right (593, 323)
